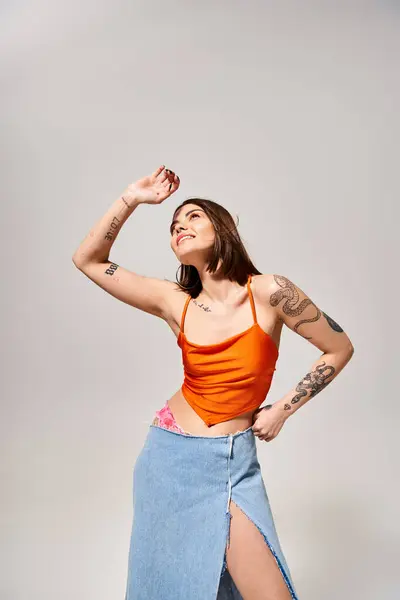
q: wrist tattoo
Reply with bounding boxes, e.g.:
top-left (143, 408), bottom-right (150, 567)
top-left (121, 196), bottom-right (131, 210)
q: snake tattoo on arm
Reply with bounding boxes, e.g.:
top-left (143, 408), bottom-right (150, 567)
top-left (268, 275), bottom-right (342, 412)
top-left (269, 274), bottom-right (343, 339)
top-left (283, 361), bottom-right (336, 411)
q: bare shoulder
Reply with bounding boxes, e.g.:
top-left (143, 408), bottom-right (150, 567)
top-left (252, 272), bottom-right (301, 305)
top-left (251, 273), bottom-right (279, 306)
top-left (252, 272), bottom-right (311, 322)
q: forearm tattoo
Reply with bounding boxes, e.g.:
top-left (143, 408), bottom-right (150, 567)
top-left (105, 262), bottom-right (119, 276)
top-left (105, 216), bottom-right (121, 242)
top-left (284, 361), bottom-right (336, 411)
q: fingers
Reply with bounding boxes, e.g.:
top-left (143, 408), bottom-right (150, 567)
top-left (153, 165), bottom-right (166, 179)
top-left (252, 426), bottom-right (271, 442)
top-left (154, 165), bottom-right (176, 182)
top-left (170, 172), bottom-right (180, 192)
top-left (159, 167), bottom-right (170, 184)
top-left (162, 167), bottom-right (180, 192)
top-left (168, 177), bottom-right (180, 193)
top-left (153, 165), bottom-right (172, 184)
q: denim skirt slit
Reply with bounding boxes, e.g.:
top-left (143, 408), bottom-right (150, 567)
top-left (124, 423), bottom-right (299, 599)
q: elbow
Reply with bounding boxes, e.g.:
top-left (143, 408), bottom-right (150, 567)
top-left (332, 342), bottom-right (354, 362)
top-left (72, 253), bottom-right (85, 270)
top-left (72, 245), bottom-right (91, 269)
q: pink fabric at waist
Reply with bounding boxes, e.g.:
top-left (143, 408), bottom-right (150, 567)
top-left (152, 401), bottom-right (192, 435)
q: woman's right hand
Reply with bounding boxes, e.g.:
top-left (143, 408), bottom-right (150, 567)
top-left (124, 165), bottom-right (180, 205)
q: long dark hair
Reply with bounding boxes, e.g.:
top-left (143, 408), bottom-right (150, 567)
top-left (170, 197), bottom-right (262, 298)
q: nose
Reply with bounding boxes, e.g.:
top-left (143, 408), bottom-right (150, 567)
top-left (176, 226), bottom-right (188, 237)
top-left (176, 229), bottom-right (190, 246)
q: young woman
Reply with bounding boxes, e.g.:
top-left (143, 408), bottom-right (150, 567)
top-left (72, 165), bottom-right (354, 600)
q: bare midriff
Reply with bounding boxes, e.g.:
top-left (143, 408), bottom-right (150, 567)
top-left (161, 273), bottom-right (282, 436)
top-left (165, 388), bottom-right (258, 436)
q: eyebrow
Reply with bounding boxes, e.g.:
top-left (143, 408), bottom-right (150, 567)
top-left (170, 209), bottom-right (203, 234)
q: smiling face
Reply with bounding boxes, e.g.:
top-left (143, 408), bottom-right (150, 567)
top-left (170, 203), bottom-right (216, 263)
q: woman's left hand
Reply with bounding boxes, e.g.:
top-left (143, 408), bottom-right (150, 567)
top-left (251, 404), bottom-right (288, 442)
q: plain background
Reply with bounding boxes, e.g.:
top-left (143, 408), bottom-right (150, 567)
top-left (2, 1), bottom-right (399, 598)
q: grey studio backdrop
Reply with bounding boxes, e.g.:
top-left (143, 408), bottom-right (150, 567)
top-left (2, 1), bottom-right (399, 599)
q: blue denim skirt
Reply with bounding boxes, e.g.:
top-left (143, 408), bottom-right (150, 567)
top-left (124, 423), bottom-right (299, 599)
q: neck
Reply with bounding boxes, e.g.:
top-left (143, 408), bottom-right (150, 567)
top-left (197, 276), bottom-right (249, 305)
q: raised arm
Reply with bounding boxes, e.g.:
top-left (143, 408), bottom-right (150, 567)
top-left (72, 165), bottom-right (180, 320)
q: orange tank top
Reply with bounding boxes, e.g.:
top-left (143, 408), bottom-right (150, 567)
top-left (177, 274), bottom-right (279, 427)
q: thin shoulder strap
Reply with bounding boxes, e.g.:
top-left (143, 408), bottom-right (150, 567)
top-left (247, 274), bottom-right (258, 324)
top-left (180, 294), bottom-right (191, 333)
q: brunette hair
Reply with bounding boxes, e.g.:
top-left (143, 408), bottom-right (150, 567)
top-left (170, 197), bottom-right (262, 298)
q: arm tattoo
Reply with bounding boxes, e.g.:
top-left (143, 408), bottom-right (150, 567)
top-left (322, 311), bottom-right (343, 332)
top-left (284, 361), bottom-right (336, 411)
top-left (269, 275), bottom-right (321, 339)
top-left (121, 196), bottom-right (131, 210)
top-left (105, 216), bottom-right (121, 241)
top-left (105, 262), bottom-right (119, 276)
